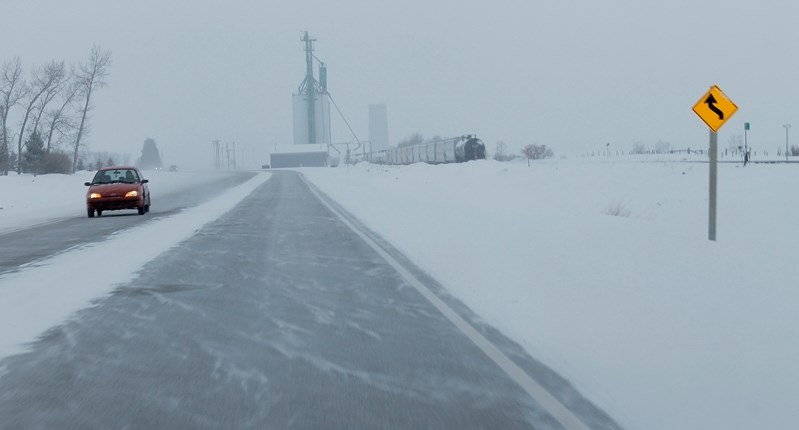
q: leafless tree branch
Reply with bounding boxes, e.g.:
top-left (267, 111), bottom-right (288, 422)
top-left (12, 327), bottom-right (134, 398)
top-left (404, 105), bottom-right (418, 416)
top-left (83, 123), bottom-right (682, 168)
top-left (16, 61), bottom-right (66, 173)
top-left (45, 76), bottom-right (80, 153)
top-left (32, 61), bottom-right (67, 134)
top-left (1, 58), bottom-right (28, 175)
top-left (72, 45), bottom-right (112, 173)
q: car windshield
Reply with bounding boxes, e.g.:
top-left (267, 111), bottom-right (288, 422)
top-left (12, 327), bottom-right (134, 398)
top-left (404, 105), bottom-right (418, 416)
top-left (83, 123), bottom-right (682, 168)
top-left (93, 169), bottom-right (138, 184)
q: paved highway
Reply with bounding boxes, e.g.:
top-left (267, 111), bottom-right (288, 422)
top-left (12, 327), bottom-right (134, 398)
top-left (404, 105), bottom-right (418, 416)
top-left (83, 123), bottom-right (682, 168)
top-left (0, 171), bottom-right (621, 429)
top-left (0, 172), bottom-right (255, 275)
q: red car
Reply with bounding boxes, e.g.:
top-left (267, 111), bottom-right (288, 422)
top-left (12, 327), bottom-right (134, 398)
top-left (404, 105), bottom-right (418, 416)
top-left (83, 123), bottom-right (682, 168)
top-left (84, 166), bottom-right (151, 218)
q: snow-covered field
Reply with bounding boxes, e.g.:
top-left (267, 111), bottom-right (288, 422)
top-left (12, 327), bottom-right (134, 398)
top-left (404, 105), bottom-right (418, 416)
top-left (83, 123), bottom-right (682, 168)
top-left (299, 157), bottom-right (799, 430)
top-left (1, 158), bottom-right (797, 430)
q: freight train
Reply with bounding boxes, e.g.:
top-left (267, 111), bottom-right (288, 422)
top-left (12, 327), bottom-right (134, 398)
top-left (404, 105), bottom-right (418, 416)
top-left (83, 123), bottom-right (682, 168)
top-left (367, 135), bottom-right (486, 165)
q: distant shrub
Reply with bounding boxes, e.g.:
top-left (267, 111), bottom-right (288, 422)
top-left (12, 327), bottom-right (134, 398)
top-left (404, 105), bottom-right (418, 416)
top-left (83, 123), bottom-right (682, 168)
top-left (630, 142), bottom-right (647, 155)
top-left (398, 133), bottom-right (423, 148)
top-left (40, 151), bottom-right (73, 174)
top-left (604, 201), bottom-right (631, 218)
top-left (521, 144), bottom-right (554, 160)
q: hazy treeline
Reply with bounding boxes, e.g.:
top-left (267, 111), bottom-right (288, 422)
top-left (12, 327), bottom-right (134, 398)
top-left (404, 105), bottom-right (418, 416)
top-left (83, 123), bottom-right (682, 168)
top-left (0, 45), bottom-right (112, 175)
top-left (397, 133), bottom-right (444, 148)
top-left (494, 141), bottom-right (554, 161)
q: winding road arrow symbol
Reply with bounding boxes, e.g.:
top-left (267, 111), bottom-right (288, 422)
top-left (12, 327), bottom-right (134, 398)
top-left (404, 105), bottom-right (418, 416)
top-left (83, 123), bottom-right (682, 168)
top-left (704, 94), bottom-right (724, 120)
top-left (693, 85), bottom-right (737, 132)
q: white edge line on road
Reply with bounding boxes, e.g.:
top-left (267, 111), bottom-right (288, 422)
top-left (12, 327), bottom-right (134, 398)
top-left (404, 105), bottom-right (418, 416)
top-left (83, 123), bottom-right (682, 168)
top-left (303, 176), bottom-right (592, 430)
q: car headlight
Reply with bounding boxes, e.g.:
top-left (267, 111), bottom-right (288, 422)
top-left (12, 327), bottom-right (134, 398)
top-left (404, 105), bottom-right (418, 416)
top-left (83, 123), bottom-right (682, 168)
top-left (89, 193), bottom-right (102, 199)
top-left (125, 190), bottom-right (139, 197)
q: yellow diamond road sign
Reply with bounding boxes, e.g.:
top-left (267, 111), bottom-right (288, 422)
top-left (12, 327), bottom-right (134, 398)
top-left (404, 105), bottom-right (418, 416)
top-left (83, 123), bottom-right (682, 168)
top-left (693, 85), bottom-right (738, 132)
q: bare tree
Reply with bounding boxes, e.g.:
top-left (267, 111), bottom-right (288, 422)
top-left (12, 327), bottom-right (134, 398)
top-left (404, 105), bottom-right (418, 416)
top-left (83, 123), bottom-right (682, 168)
top-left (521, 143), bottom-right (533, 165)
top-left (727, 134), bottom-right (743, 153)
top-left (71, 45), bottom-right (112, 173)
top-left (16, 61), bottom-right (65, 173)
top-left (494, 140), bottom-right (508, 161)
top-left (31, 61), bottom-right (67, 133)
top-left (1, 58), bottom-right (28, 175)
top-left (521, 143), bottom-right (553, 161)
top-left (424, 135), bottom-right (443, 144)
top-left (45, 78), bottom-right (80, 153)
top-left (654, 140), bottom-right (671, 154)
top-left (630, 141), bottom-right (647, 155)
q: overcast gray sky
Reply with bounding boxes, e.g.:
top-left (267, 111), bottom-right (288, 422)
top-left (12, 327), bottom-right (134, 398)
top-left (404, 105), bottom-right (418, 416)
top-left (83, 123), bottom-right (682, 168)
top-left (2, 0), bottom-right (798, 167)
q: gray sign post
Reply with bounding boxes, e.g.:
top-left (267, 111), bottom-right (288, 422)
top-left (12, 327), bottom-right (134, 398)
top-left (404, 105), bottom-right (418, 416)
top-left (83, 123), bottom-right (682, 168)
top-left (709, 130), bottom-right (717, 241)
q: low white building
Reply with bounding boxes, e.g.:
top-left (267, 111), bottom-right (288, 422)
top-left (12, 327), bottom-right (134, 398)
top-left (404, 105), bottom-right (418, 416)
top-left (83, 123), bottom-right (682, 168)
top-left (269, 144), bottom-right (328, 168)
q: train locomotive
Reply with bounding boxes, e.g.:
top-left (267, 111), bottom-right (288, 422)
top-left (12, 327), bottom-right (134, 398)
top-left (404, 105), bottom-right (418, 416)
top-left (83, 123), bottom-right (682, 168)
top-left (368, 135), bottom-right (486, 165)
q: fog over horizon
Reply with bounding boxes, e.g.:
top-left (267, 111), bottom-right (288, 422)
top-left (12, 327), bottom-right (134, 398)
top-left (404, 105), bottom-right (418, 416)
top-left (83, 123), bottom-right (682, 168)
top-left (2, 0), bottom-right (798, 169)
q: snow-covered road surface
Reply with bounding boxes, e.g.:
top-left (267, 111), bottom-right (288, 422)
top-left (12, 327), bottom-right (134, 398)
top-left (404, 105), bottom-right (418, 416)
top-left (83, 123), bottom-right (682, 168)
top-left (0, 171), bottom-right (266, 360)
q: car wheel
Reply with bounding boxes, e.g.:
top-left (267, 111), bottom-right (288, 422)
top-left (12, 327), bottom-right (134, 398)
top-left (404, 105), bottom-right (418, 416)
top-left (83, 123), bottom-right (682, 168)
top-left (138, 205), bottom-right (146, 215)
top-left (97, 210), bottom-right (103, 216)
top-left (87, 209), bottom-right (94, 218)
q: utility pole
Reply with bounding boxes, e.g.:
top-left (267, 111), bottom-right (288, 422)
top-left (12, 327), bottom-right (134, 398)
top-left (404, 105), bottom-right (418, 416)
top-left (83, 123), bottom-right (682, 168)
top-left (784, 124), bottom-right (791, 161)
top-left (212, 140), bottom-right (221, 169)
